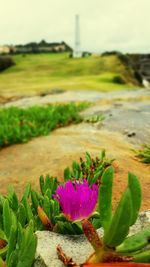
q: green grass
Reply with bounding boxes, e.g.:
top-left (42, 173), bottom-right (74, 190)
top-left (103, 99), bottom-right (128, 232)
top-left (0, 102), bottom-right (88, 148)
top-left (0, 53), bottom-right (140, 95)
top-left (136, 145), bottom-right (150, 164)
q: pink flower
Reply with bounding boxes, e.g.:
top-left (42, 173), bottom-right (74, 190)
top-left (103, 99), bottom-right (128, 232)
top-left (53, 180), bottom-right (98, 221)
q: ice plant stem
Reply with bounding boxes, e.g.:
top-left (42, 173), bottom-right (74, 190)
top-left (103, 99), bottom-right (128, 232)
top-left (81, 219), bottom-right (103, 253)
top-left (81, 220), bottom-right (125, 264)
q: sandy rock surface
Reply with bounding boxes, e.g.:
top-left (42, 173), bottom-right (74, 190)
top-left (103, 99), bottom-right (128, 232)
top-left (34, 211), bottom-right (150, 267)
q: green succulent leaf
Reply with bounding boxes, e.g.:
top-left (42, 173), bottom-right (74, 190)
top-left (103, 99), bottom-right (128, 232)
top-left (100, 150), bottom-right (106, 161)
top-left (3, 199), bottom-right (12, 239)
top-left (90, 211), bottom-right (101, 219)
top-left (128, 172), bottom-right (142, 226)
top-left (22, 198), bottom-right (34, 223)
top-left (63, 222), bottom-right (75, 235)
top-left (72, 161), bottom-right (81, 179)
top-left (17, 221), bottom-right (37, 267)
top-left (0, 195), bottom-right (5, 212)
top-left (104, 188), bottom-right (132, 247)
top-left (64, 167), bottom-right (71, 181)
top-left (98, 166), bottom-right (114, 231)
top-left (58, 222), bottom-right (75, 235)
top-left (0, 246), bottom-right (8, 260)
top-left (17, 223), bottom-right (23, 251)
top-left (6, 225), bottom-right (17, 265)
top-left (17, 203), bottom-right (26, 227)
top-left (86, 152), bottom-right (92, 166)
top-left (7, 250), bottom-right (18, 267)
top-left (53, 199), bottom-right (60, 216)
top-left (117, 225), bottom-right (150, 254)
top-left (7, 185), bottom-right (19, 212)
top-left (31, 190), bottom-right (39, 210)
top-left (39, 175), bottom-right (45, 195)
top-left (45, 175), bottom-right (52, 192)
top-left (49, 200), bottom-right (54, 220)
top-left (71, 222), bottom-right (83, 235)
top-left (55, 214), bottom-right (67, 222)
top-left (11, 211), bottom-right (17, 233)
top-left (45, 188), bottom-right (52, 200)
top-left (0, 230), bottom-right (6, 241)
top-left (21, 183), bottom-right (31, 201)
top-left (93, 170), bottom-right (103, 186)
top-left (91, 218), bottom-right (102, 230)
top-left (133, 249), bottom-right (150, 263)
top-left (43, 196), bottom-right (51, 218)
top-left (55, 221), bottom-right (66, 234)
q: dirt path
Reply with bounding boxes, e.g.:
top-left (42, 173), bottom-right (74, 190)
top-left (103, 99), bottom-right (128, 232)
top-left (0, 123), bottom-right (149, 210)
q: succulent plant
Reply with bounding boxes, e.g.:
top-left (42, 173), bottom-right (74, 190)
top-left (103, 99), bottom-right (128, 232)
top-left (57, 167), bottom-right (150, 265)
top-left (0, 151), bottom-right (110, 248)
top-left (36, 151), bottom-right (112, 234)
top-left (0, 151), bottom-right (115, 267)
top-left (136, 144), bottom-right (150, 164)
top-left (64, 150), bottom-right (114, 186)
top-left (0, 198), bottom-right (37, 267)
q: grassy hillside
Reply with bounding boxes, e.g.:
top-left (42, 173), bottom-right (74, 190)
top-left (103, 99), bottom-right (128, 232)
top-left (0, 53), bottom-right (140, 95)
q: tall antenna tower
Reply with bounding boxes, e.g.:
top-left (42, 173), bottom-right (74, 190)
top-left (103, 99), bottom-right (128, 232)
top-left (73, 14), bottom-right (82, 58)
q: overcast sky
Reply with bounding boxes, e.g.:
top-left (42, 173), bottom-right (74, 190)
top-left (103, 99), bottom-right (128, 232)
top-left (0, 0), bottom-right (150, 53)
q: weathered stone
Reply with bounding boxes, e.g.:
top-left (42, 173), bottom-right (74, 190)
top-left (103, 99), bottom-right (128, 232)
top-left (3, 88), bottom-right (150, 108)
top-left (129, 210), bottom-right (150, 234)
top-left (34, 211), bottom-right (150, 267)
top-left (34, 228), bottom-right (104, 267)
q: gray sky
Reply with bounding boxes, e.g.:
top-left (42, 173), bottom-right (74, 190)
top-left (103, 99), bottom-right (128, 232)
top-left (0, 0), bottom-right (150, 53)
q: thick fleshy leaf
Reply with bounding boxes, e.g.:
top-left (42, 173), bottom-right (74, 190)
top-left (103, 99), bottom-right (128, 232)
top-left (117, 225), bottom-right (150, 254)
top-left (98, 167), bottom-right (114, 231)
top-left (128, 172), bottom-right (142, 226)
top-left (104, 188), bottom-right (132, 247)
top-left (133, 249), bottom-right (150, 263)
